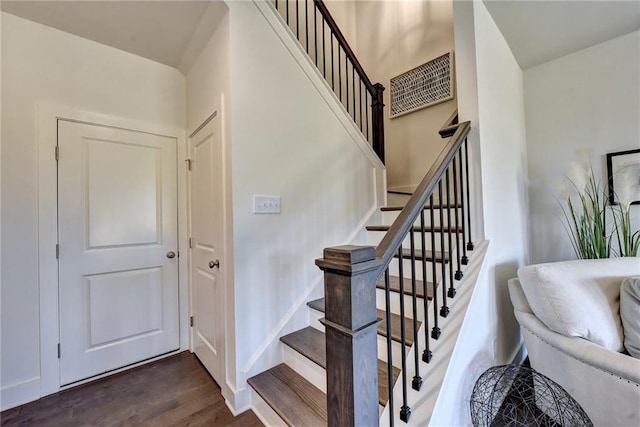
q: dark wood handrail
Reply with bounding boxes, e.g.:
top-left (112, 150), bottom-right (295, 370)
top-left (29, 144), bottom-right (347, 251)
top-left (438, 109), bottom-right (459, 138)
top-left (375, 121), bottom-right (471, 265)
top-left (313, 0), bottom-right (376, 94)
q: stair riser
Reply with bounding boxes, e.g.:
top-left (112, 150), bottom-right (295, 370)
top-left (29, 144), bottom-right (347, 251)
top-left (366, 230), bottom-right (452, 252)
top-left (388, 258), bottom-right (445, 283)
top-left (282, 346), bottom-right (326, 392)
top-left (250, 389), bottom-right (289, 427)
top-left (376, 287), bottom-right (426, 321)
top-left (309, 309), bottom-right (406, 369)
top-left (381, 208), bottom-right (463, 228)
top-left (377, 335), bottom-right (408, 368)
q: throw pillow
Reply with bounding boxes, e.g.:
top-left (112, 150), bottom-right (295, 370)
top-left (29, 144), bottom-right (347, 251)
top-left (620, 276), bottom-right (640, 358)
top-left (518, 258), bottom-right (640, 352)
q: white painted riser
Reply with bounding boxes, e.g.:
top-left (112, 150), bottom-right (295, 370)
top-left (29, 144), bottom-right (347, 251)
top-left (282, 345), bottom-right (326, 392)
top-left (381, 208), bottom-right (464, 228)
top-left (309, 308), bottom-right (407, 369)
top-left (282, 345), bottom-right (387, 415)
top-left (376, 287), bottom-right (427, 322)
top-left (366, 230), bottom-right (452, 252)
top-left (387, 258), bottom-right (447, 283)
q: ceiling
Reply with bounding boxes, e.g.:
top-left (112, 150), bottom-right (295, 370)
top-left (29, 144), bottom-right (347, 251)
top-left (483, 0), bottom-right (640, 69)
top-left (0, 0), bottom-right (228, 73)
top-left (3, 0), bottom-right (638, 73)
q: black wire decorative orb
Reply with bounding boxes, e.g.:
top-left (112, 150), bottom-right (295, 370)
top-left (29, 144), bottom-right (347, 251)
top-left (470, 365), bottom-right (593, 427)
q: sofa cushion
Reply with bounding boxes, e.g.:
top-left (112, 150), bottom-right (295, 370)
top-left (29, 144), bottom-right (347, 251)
top-left (620, 276), bottom-right (640, 358)
top-left (518, 258), bottom-right (640, 352)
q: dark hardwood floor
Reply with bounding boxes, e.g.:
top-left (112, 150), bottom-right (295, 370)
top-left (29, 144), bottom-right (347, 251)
top-left (1, 351), bottom-right (263, 427)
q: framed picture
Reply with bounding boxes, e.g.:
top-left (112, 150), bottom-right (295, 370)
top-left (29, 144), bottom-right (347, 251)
top-left (389, 51), bottom-right (454, 119)
top-left (606, 148), bottom-right (640, 205)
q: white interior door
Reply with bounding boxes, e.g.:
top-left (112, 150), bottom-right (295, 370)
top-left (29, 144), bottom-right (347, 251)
top-left (58, 120), bottom-right (179, 386)
top-left (189, 112), bottom-right (225, 384)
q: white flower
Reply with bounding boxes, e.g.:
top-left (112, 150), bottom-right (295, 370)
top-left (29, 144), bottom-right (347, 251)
top-left (616, 163), bottom-right (640, 209)
top-left (567, 160), bottom-right (589, 193)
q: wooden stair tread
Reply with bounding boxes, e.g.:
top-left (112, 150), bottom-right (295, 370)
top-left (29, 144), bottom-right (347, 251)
top-left (366, 225), bottom-right (463, 233)
top-left (280, 327), bottom-right (400, 405)
top-left (394, 248), bottom-right (449, 263)
top-left (376, 275), bottom-right (433, 300)
top-left (381, 203), bottom-right (461, 211)
top-left (306, 298), bottom-right (421, 346)
top-left (281, 327), bottom-right (326, 368)
top-left (247, 363), bottom-right (327, 427)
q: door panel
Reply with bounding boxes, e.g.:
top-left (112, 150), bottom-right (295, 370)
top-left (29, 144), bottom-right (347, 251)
top-left (190, 112), bottom-right (224, 384)
top-left (58, 120), bottom-right (179, 386)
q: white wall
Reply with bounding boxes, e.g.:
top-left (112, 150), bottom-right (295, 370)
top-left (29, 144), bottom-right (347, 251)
top-left (184, 6), bottom-right (237, 405)
top-left (354, 0), bottom-right (456, 191)
top-left (524, 30), bottom-right (640, 263)
top-left (0, 12), bottom-right (185, 409)
top-left (224, 0), bottom-right (385, 411)
top-left (186, 10), bottom-right (230, 135)
top-left (431, 2), bottom-right (528, 424)
top-left (325, 0), bottom-right (358, 52)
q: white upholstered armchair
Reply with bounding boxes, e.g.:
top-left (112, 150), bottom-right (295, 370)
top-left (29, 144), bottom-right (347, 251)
top-left (508, 258), bottom-right (640, 426)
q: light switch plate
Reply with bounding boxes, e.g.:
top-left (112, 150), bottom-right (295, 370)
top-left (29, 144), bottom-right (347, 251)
top-left (253, 195), bottom-right (281, 214)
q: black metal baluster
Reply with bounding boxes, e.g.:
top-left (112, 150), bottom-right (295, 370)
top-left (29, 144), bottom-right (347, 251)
top-left (438, 181), bottom-right (449, 318)
top-left (384, 268), bottom-right (395, 427)
top-left (275, 0), bottom-right (278, 11)
top-left (305, 0), bottom-right (308, 52)
top-left (352, 64), bottom-right (356, 120)
top-left (295, 0), bottom-right (299, 37)
top-left (397, 245), bottom-right (411, 422)
top-left (409, 231), bottom-right (422, 391)
top-left (464, 137), bottom-right (474, 251)
top-left (313, 4), bottom-right (317, 65)
top-left (459, 148), bottom-right (469, 265)
top-left (430, 194), bottom-right (440, 339)
top-left (321, 17), bottom-right (326, 77)
top-left (420, 210), bottom-right (432, 362)
top-left (330, 34), bottom-right (334, 90)
top-left (338, 49), bottom-right (342, 102)
top-left (359, 80), bottom-right (363, 132)
top-left (453, 154), bottom-right (463, 279)
top-left (445, 168), bottom-right (456, 299)
top-left (345, 59), bottom-right (349, 111)
top-left (365, 91), bottom-right (369, 140)
top-left (286, 0), bottom-right (289, 24)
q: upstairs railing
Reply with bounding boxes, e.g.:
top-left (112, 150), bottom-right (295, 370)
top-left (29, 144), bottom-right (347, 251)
top-left (317, 114), bottom-right (474, 426)
top-left (270, 0), bottom-right (386, 162)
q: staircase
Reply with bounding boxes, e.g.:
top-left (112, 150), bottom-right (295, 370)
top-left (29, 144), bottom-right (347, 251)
top-left (246, 1), bottom-right (480, 425)
top-left (248, 180), bottom-right (476, 425)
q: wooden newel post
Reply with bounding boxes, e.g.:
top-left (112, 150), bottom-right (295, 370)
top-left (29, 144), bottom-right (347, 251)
top-left (371, 82), bottom-right (386, 164)
top-left (316, 245), bottom-right (382, 427)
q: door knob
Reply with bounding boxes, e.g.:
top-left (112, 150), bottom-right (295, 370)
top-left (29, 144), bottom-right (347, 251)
top-left (209, 260), bottom-right (220, 269)
top-left (166, 251), bottom-right (176, 259)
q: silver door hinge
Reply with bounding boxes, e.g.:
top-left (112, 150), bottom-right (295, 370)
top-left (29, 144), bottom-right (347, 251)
top-left (189, 238), bottom-right (193, 249)
top-left (186, 159), bottom-right (192, 171)
top-left (56, 244), bottom-right (60, 259)
top-left (57, 343), bottom-right (61, 358)
top-left (55, 146), bottom-right (59, 161)
top-left (190, 316), bottom-right (194, 327)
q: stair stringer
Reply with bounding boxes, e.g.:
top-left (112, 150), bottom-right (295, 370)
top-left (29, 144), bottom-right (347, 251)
top-left (243, 205), bottom-right (380, 415)
top-left (380, 240), bottom-right (489, 426)
top-left (251, 0), bottom-right (385, 173)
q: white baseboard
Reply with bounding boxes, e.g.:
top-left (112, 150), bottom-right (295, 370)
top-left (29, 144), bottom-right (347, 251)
top-left (223, 379), bottom-right (252, 416)
top-left (1, 377), bottom-right (40, 411)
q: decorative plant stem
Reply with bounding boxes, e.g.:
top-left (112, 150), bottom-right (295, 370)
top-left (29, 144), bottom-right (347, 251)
top-left (560, 161), bottom-right (639, 259)
top-left (560, 166), bottom-right (611, 259)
